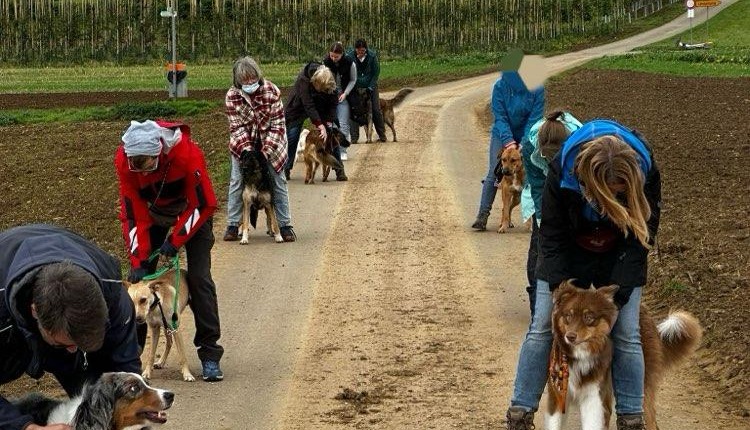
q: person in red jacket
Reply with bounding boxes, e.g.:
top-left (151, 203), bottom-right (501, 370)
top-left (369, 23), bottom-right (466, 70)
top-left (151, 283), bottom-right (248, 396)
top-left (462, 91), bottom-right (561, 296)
top-left (115, 119), bottom-right (224, 382)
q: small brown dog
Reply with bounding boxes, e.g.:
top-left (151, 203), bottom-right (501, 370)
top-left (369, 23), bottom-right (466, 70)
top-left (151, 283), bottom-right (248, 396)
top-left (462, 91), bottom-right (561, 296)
top-left (126, 269), bottom-right (194, 382)
top-left (493, 145), bottom-right (525, 233)
top-left (546, 281), bottom-right (702, 430)
top-left (301, 127), bottom-right (346, 184)
top-left (378, 88), bottom-right (413, 142)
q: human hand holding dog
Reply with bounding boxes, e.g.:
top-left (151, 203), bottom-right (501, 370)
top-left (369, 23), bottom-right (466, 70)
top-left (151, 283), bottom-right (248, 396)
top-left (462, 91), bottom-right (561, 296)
top-left (159, 241), bottom-right (178, 258)
top-left (317, 124), bottom-right (327, 141)
top-left (504, 140), bottom-right (518, 149)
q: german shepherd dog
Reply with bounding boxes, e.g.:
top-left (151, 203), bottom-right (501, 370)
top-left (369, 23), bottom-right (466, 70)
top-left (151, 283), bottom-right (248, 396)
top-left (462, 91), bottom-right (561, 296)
top-left (351, 87), bottom-right (374, 142)
top-left (301, 127), bottom-right (347, 184)
top-left (126, 269), bottom-right (195, 382)
top-left (239, 149), bottom-right (283, 243)
top-left (546, 281), bottom-right (703, 430)
top-left (378, 87), bottom-right (413, 142)
top-left (493, 145), bottom-right (525, 233)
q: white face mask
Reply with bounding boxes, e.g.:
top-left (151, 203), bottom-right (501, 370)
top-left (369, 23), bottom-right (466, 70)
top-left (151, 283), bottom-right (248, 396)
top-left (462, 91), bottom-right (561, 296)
top-left (242, 82), bottom-right (260, 94)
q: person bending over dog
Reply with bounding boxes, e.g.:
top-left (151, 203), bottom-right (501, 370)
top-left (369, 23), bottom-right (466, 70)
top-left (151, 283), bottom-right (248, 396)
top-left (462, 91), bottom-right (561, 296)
top-left (471, 55), bottom-right (545, 231)
top-left (115, 120), bottom-right (225, 382)
top-left (223, 56), bottom-right (296, 243)
top-left (519, 110), bottom-right (582, 316)
top-left (284, 62), bottom-right (349, 182)
top-left (0, 224), bottom-right (141, 430)
top-left (504, 119), bottom-right (662, 430)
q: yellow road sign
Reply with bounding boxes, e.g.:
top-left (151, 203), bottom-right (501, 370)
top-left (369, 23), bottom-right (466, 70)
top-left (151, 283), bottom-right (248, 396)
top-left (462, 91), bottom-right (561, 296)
top-left (694, 0), bottom-right (721, 6)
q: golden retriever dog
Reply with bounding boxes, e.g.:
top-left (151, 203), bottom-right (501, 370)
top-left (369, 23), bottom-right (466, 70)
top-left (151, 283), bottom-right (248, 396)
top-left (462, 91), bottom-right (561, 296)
top-left (546, 281), bottom-right (703, 430)
top-left (377, 88), bottom-right (413, 142)
top-left (126, 269), bottom-right (195, 382)
top-left (493, 145), bottom-right (525, 233)
top-left (302, 127), bottom-right (346, 184)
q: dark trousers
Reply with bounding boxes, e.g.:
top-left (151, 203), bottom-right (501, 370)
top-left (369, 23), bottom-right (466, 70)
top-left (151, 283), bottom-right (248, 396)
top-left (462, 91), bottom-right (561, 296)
top-left (141, 218), bottom-right (224, 363)
top-left (349, 86), bottom-right (386, 142)
top-left (526, 214), bottom-right (539, 317)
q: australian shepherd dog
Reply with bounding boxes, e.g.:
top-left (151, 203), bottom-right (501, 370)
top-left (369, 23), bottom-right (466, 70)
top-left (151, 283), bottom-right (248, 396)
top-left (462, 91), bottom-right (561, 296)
top-left (12, 372), bottom-right (174, 430)
top-left (493, 145), bottom-right (525, 233)
top-left (546, 281), bottom-right (702, 430)
top-left (239, 149), bottom-right (283, 243)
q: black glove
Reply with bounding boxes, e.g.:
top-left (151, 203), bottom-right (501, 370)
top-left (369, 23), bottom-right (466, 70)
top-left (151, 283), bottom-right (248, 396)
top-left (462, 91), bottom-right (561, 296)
top-left (127, 267), bottom-right (147, 283)
top-left (159, 241), bottom-right (178, 258)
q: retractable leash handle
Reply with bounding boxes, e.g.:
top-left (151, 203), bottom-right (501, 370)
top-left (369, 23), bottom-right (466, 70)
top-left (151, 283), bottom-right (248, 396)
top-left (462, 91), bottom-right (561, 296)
top-left (142, 252), bottom-right (182, 331)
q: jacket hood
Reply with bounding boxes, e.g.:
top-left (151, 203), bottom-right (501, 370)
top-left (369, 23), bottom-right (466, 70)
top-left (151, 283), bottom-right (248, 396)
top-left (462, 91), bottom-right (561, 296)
top-left (559, 119), bottom-right (652, 193)
top-left (4, 233), bottom-right (104, 325)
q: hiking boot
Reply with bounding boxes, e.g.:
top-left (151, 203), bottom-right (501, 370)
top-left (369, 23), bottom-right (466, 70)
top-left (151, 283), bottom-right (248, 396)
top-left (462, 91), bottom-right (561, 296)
top-left (280, 225), bottom-right (297, 242)
top-left (616, 414), bottom-right (645, 430)
top-left (335, 168), bottom-right (348, 182)
top-left (506, 406), bottom-right (535, 430)
top-left (471, 212), bottom-right (489, 231)
top-left (201, 360), bottom-right (224, 382)
top-left (223, 225), bottom-right (239, 241)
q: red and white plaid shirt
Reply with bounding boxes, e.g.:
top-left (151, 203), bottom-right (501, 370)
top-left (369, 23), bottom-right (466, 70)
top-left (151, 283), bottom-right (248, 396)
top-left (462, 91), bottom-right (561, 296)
top-left (225, 81), bottom-right (288, 173)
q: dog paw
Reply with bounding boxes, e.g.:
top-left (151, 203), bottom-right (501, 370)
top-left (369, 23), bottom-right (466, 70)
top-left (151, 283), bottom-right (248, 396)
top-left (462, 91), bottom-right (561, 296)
top-left (142, 369), bottom-right (152, 380)
top-left (497, 226), bottom-right (509, 234)
top-left (274, 234), bottom-right (283, 243)
top-left (183, 372), bottom-right (196, 382)
top-left (239, 237), bottom-right (249, 245)
top-left (154, 362), bottom-right (165, 369)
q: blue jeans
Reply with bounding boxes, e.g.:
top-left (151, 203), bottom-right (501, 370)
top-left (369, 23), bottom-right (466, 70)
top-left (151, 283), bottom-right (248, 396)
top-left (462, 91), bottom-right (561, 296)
top-left (337, 98), bottom-right (351, 141)
top-left (511, 280), bottom-right (644, 415)
top-left (477, 136), bottom-right (503, 216)
top-left (285, 122), bottom-right (303, 172)
top-left (227, 154), bottom-right (292, 228)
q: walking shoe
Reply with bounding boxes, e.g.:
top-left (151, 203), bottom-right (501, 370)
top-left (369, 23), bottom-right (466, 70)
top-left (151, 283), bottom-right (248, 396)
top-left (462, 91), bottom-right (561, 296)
top-left (201, 360), bottom-right (224, 382)
top-left (471, 212), bottom-right (489, 231)
top-left (280, 225), bottom-right (297, 242)
top-left (223, 226), bottom-right (239, 241)
top-left (616, 414), bottom-right (645, 430)
top-left (335, 168), bottom-right (348, 181)
top-left (506, 406), bottom-right (535, 430)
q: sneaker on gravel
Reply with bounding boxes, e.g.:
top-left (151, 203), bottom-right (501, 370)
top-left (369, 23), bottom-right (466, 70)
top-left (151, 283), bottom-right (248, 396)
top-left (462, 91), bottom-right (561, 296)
top-left (201, 360), bottom-right (224, 382)
top-left (223, 226), bottom-right (239, 241)
top-left (506, 406), bottom-right (535, 430)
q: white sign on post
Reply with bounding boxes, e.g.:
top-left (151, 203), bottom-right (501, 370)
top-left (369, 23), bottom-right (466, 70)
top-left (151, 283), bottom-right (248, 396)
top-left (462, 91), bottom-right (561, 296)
top-left (688, 8), bottom-right (695, 17)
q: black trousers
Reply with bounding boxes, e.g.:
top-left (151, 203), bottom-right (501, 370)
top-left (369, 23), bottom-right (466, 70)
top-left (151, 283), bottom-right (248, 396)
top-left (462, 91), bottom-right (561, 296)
top-left (141, 218), bottom-right (224, 362)
top-left (526, 214), bottom-right (539, 317)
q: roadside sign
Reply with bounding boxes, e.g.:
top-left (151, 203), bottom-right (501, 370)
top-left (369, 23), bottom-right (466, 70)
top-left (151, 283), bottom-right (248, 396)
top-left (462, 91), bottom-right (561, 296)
top-left (686, 0), bottom-right (695, 8)
top-left (694, 0), bottom-right (720, 6)
top-left (688, 8), bottom-right (695, 17)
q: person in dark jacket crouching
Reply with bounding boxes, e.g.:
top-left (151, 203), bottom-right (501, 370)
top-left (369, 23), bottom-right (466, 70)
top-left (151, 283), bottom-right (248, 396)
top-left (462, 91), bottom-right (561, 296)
top-left (504, 119), bottom-right (662, 430)
top-left (0, 224), bottom-right (141, 430)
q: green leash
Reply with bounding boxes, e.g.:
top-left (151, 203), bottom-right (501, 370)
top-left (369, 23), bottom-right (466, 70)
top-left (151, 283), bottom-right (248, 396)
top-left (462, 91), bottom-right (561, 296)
top-left (143, 252), bottom-right (181, 331)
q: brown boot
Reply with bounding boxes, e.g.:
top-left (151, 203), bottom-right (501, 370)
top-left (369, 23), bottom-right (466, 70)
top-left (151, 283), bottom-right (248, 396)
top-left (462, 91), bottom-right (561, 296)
top-left (506, 406), bottom-right (535, 430)
top-left (616, 414), bottom-right (645, 430)
top-left (471, 212), bottom-right (489, 231)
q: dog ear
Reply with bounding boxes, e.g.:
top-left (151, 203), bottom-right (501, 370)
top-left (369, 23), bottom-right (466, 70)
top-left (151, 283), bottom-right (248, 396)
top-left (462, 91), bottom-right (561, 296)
top-left (553, 279), bottom-right (579, 304)
top-left (597, 284), bottom-right (620, 302)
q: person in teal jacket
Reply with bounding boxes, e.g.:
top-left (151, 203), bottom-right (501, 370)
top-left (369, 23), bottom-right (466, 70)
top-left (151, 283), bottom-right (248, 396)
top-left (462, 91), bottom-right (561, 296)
top-left (472, 70), bottom-right (544, 231)
top-left (519, 110), bottom-right (582, 315)
top-left (346, 39), bottom-right (387, 143)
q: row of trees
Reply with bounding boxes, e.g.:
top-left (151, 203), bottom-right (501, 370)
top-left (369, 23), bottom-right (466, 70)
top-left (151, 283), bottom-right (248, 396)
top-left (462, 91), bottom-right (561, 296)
top-left (0, 0), bottom-right (682, 65)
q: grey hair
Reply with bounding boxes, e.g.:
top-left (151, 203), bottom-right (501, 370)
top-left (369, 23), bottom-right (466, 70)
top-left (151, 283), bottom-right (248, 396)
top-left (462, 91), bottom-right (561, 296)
top-left (232, 56), bottom-right (264, 88)
top-left (311, 66), bottom-right (336, 94)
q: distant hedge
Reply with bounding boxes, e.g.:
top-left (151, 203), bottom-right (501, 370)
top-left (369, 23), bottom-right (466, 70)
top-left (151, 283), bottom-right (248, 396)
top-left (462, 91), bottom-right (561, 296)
top-left (0, 0), bottom-right (681, 65)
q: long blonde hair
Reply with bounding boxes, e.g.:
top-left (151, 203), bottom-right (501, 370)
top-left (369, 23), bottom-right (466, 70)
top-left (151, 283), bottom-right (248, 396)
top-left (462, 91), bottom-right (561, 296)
top-left (311, 66), bottom-right (336, 94)
top-left (575, 136), bottom-right (651, 248)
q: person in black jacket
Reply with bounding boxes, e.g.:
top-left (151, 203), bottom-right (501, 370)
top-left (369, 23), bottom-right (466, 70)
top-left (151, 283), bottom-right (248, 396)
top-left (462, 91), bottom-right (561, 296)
top-left (0, 224), bottom-right (141, 430)
top-left (504, 120), bottom-right (661, 430)
top-left (284, 62), bottom-right (348, 181)
top-left (323, 41), bottom-right (357, 161)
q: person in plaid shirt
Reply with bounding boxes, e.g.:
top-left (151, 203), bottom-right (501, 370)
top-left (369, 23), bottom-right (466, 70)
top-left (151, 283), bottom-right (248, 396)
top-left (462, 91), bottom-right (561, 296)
top-left (223, 56), bottom-right (295, 242)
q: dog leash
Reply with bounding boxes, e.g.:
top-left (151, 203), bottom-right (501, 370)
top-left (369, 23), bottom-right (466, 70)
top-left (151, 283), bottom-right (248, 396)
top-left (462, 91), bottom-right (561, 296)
top-left (143, 253), bottom-right (181, 332)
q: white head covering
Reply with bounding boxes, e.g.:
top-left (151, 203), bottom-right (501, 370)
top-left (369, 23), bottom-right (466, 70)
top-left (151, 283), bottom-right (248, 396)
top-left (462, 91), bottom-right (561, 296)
top-left (121, 120), bottom-right (182, 156)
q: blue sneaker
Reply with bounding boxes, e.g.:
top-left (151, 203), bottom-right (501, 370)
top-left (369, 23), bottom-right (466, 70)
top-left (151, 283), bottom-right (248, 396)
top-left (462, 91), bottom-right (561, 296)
top-left (201, 360), bottom-right (224, 382)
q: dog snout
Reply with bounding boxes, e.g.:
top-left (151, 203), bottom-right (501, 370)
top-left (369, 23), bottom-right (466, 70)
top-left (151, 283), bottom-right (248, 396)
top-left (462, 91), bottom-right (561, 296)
top-left (162, 390), bottom-right (175, 408)
top-left (501, 167), bottom-right (513, 176)
top-left (565, 331), bottom-right (577, 343)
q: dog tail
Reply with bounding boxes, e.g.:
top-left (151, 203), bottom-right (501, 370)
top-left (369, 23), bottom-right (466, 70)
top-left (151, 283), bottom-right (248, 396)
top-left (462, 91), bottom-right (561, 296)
top-left (318, 151), bottom-right (343, 171)
top-left (295, 129), bottom-right (310, 163)
top-left (657, 310), bottom-right (703, 369)
top-left (389, 88), bottom-right (414, 107)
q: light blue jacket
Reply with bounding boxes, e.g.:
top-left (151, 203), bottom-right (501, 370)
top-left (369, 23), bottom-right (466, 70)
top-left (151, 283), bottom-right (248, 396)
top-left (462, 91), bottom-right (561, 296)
top-left (490, 71), bottom-right (545, 146)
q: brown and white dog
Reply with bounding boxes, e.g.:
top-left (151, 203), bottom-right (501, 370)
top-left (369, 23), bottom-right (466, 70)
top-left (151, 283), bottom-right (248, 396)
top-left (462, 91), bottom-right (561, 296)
top-left (377, 87), bottom-right (413, 142)
top-left (546, 281), bottom-right (703, 430)
top-left (301, 127), bottom-right (346, 184)
top-left (493, 145), bottom-right (525, 233)
top-left (12, 372), bottom-right (174, 430)
top-left (126, 269), bottom-right (195, 382)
